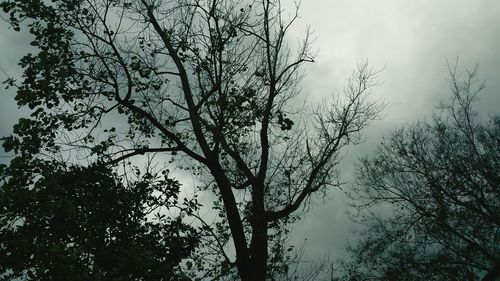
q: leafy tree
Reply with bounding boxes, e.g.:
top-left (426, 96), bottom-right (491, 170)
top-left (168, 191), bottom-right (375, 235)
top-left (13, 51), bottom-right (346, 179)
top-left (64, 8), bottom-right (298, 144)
top-left (0, 160), bottom-right (199, 280)
top-left (1, 0), bottom-right (382, 280)
top-left (339, 67), bottom-right (499, 280)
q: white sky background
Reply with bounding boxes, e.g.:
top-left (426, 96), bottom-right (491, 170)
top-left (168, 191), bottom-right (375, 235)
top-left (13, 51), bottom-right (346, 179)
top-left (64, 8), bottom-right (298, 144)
top-left (1, 0), bottom-right (500, 268)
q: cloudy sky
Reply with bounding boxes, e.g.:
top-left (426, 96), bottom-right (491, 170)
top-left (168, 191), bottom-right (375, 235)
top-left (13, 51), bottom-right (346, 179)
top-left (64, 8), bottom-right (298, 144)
top-left (1, 0), bottom-right (500, 268)
top-left (282, 0), bottom-right (500, 263)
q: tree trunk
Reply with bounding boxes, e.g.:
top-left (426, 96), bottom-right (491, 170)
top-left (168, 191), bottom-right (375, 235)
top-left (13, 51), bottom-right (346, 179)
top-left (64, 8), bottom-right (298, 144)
top-left (248, 181), bottom-right (269, 281)
top-left (208, 160), bottom-right (253, 281)
top-left (249, 217), bottom-right (269, 281)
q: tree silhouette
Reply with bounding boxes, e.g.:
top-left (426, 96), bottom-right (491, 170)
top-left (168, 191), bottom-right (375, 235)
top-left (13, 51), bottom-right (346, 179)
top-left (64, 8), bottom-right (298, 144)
top-left (339, 66), bottom-right (499, 281)
top-left (1, 0), bottom-right (383, 279)
top-left (0, 161), bottom-right (199, 280)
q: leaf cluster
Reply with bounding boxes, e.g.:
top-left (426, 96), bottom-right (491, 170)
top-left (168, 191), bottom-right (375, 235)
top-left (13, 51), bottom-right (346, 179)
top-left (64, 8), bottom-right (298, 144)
top-left (0, 158), bottom-right (199, 281)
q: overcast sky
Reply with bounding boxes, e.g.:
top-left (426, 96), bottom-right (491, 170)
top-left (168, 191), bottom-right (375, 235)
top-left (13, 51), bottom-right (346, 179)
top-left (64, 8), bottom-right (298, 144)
top-left (1, 0), bottom-right (500, 269)
top-left (283, 0), bottom-right (500, 264)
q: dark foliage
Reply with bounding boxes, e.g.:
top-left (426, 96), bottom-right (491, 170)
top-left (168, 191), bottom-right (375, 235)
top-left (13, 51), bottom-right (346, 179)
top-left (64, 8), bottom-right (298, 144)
top-left (0, 160), bottom-right (199, 281)
top-left (0, 0), bottom-right (382, 279)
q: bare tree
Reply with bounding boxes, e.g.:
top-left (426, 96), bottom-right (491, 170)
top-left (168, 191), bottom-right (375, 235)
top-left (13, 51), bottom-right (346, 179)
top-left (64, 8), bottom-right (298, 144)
top-left (1, 0), bottom-right (382, 280)
top-left (340, 65), bottom-right (499, 281)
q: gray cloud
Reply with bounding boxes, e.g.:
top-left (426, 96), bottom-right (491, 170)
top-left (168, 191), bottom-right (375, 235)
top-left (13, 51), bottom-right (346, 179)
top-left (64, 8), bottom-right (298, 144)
top-left (287, 0), bottom-right (500, 264)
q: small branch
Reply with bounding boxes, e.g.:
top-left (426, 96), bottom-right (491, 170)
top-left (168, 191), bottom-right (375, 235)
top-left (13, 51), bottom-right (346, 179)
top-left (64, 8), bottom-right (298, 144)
top-left (105, 147), bottom-right (180, 165)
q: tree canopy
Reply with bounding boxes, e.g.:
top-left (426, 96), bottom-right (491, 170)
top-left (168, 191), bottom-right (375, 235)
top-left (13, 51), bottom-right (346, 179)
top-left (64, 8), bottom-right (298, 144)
top-left (339, 67), bottom-right (500, 281)
top-left (0, 160), bottom-right (199, 280)
top-left (0, 0), bottom-right (383, 280)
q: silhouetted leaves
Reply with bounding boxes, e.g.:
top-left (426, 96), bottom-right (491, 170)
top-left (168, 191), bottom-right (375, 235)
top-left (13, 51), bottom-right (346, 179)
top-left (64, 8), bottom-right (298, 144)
top-left (0, 161), bottom-right (198, 280)
top-left (0, 0), bottom-right (382, 280)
